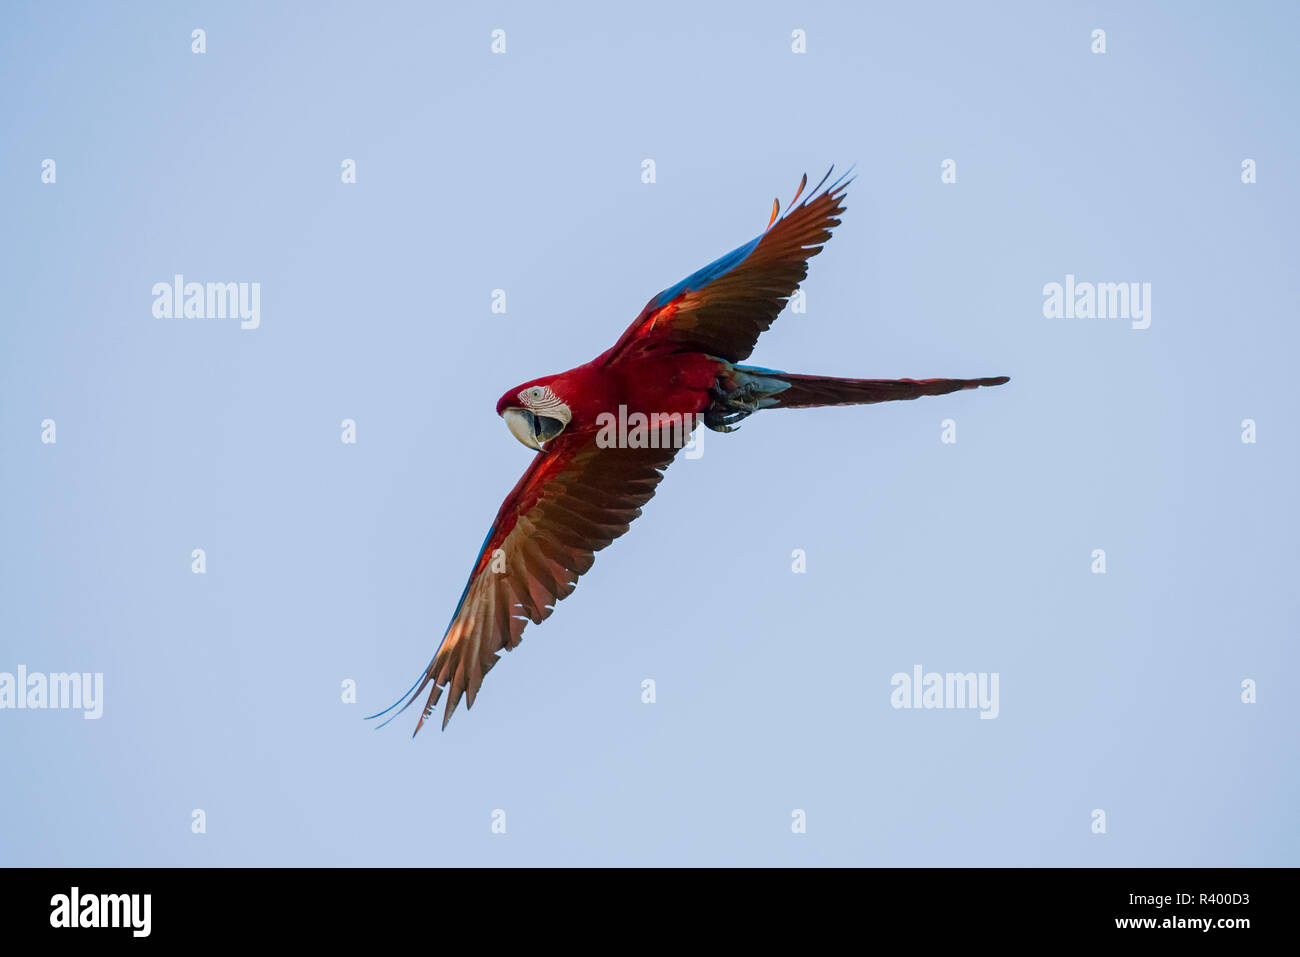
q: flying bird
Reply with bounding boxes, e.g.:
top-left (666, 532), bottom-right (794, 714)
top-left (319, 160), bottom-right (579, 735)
top-left (371, 168), bottom-right (1008, 734)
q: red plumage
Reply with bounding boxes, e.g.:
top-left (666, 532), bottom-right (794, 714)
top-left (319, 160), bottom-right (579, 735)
top-left (372, 168), bottom-right (1008, 734)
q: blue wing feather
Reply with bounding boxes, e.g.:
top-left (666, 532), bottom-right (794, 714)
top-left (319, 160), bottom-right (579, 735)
top-left (364, 523), bottom-right (497, 728)
top-left (652, 234), bottom-right (763, 308)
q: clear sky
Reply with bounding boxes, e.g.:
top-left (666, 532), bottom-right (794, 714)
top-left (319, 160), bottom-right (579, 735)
top-left (1, 0), bottom-right (1296, 866)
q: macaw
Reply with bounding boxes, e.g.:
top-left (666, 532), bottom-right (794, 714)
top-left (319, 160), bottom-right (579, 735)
top-left (371, 168), bottom-right (1008, 734)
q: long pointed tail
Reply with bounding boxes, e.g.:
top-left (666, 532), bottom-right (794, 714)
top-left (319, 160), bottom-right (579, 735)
top-left (704, 364), bottom-right (1008, 432)
top-left (755, 369), bottom-right (1010, 409)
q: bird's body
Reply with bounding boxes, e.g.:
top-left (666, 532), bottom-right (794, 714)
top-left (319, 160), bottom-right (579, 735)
top-left (371, 168), bottom-right (1008, 735)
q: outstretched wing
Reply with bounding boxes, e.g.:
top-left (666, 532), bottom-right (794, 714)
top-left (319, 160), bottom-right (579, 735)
top-left (604, 167), bottom-right (853, 366)
top-left (372, 432), bottom-right (679, 734)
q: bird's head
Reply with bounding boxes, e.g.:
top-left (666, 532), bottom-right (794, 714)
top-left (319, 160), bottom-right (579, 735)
top-left (496, 378), bottom-right (573, 451)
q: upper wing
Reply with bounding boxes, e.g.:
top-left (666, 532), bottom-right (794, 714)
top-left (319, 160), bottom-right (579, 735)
top-left (603, 167), bottom-right (853, 366)
top-left (373, 431), bottom-right (680, 734)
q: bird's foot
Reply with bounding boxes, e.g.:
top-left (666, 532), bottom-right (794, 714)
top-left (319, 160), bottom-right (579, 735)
top-left (703, 407), bottom-right (750, 433)
top-left (703, 380), bottom-right (775, 433)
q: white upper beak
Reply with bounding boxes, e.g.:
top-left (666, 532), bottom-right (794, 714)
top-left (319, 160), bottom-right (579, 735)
top-left (502, 408), bottom-right (543, 451)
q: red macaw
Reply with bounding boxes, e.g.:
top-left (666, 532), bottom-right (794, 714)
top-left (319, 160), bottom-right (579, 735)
top-left (372, 168), bottom-right (1008, 734)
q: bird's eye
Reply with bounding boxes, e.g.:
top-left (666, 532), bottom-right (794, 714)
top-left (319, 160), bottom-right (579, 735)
top-left (530, 388), bottom-right (542, 398)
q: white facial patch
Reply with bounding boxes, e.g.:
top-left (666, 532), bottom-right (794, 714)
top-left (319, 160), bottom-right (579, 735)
top-left (520, 385), bottom-right (571, 424)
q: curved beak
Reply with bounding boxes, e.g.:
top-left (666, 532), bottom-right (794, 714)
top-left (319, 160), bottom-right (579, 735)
top-left (502, 408), bottom-right (543, 451)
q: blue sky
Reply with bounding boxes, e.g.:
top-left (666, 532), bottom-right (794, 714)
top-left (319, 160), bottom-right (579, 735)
top-left (1, 0), bottom-right (1296, 865)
